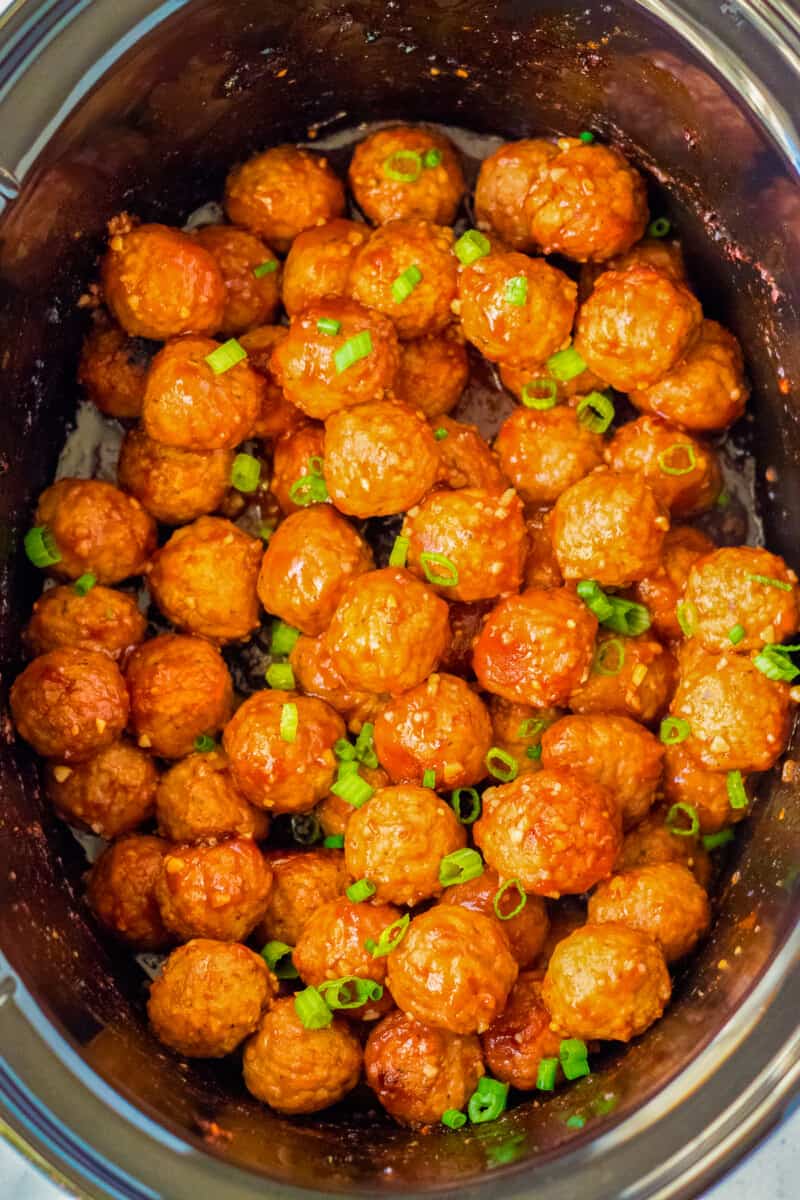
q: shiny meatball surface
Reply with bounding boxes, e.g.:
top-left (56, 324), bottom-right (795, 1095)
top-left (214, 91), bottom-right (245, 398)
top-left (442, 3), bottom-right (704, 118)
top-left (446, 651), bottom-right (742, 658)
top-left (617, 806), bottom-right (711, 889)
top-left (440, 867), bottom-right (549, 967)
top-left (25, 584), bottom-right (146, 662)
top-left (238, 325), bottom-right (305, 441)
top-left (155, 750), bottom-right (269, 843)
top-left (78, 318), bottom-right (151, 419)
top-left (683, 546), bottom-right (800, 654)
top-left (632, 525), bottom-right (715, 642)
top-left (86, 834), bottom-right (172, 950)
top-left (475, 138), bottom-right (559, 251)
top-left (224, 146), bottom-right (345, 252)
top-left (394, 330), bottom-right (469, 419)
top-left (523, 507), bottom-right (563, 590)
top-left (663, 744), bottom-right (750, 834)
top-left (254, 848), bottom-right (348, 948)
top-left (289, 634), bottom-right (383, 732)
top-left (630, 319), bottom-right (748, 431)
top-left (156, 837), bottom-right (273, 942)
top-left (193, 224), bottom-right (280, 335)
top-left (606, 415), bottom-right (721, 516)
top-left (349, 126), bottom-right (465, 226)
top-left (434, 416), bottom-right (509, 494)
top-left (36, 478), bottom-right (156, 585)
top-left (293, 897), bottom-right (400, 1020)
top-left (117, 427), bottom-right (234, 526)
top-left (495, 404), bottom-right (605, 506)
top-left (481, 971), bottom-right (563, 1090)
top-left (588, 863), bottom-right (710, 963)
top-left (46, 739), bottom-right (157, 838)
top-left (270, 423), bottom-right (327, 515)
top-left (487, 695), bottom-right (562, 778)
top-left (569, 631), bottom-right (677, 725)
top-left (281, 219), bottom-right (369, 316)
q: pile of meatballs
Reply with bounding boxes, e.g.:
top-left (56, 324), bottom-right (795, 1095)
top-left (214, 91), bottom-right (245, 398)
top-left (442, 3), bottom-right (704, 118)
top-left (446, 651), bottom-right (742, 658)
top-left (10, 124), bottom-right (800, 1129)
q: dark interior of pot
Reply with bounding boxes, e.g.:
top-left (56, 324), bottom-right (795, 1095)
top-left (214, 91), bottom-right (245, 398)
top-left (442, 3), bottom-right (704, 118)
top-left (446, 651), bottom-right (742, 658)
top-left (1, 0), bottom-right (799, 1194)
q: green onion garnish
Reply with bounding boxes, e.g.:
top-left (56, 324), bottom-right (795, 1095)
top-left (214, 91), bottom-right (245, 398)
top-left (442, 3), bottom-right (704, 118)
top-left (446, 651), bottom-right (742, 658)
top-left (253, 259), bottom-right (278, 278)
top-left (648, 217), bottom-right (671, 238)
top-left (230, 452), bottom-right (261, 493)
top-left (439, 848), bottom-right (484, 887)
top-left (346, 878), bottom-right (376, 903)
top-left (419, 551), bottom-right (459, 587)
top-left (331, 772), bottom-right (374, 808)
top-left (204, 338), bottom-right (247, 374)
top-left (536, 1057), bottom-right (559, 1091)
top-left (73, 572), bottom-right (96, 596)
top-left (485, 746), bottom-right (518, 783)
top-left (450, 787), bottom-right (481, 825)
top-left (433, 426), bottom-right (449, 440)
top-left (716, 488), bottom-right (730, 509)
top-left (422, 769), bottom-right (436, 789)
top-left (261, 940), bottom-right (299, 979)
top-left (728, 624), bottom-right (746, 645)
top-left (454, 229), bottom-right (491, 266)
top-left (334, 331), bottom-right (373, 374)
top-left (493, 878), bottom-right (526, 921)
top-left (289, 457), bottom-right (328, 506)
top-left (291, 812), bottom-right (322, 844)
top-left (392, 264), bottom-right (423, 305)
top-left (271, 620), bottom-right (300, 657)
top-left (365, 913), bottom-right (410, 957)
top-left (527, 743), bottom-right (543, 761)
top-left (265, 662), bottom-right (295, 689)
top-left (577, 391), bottom-right (615, 433)
top-left (747, 573), bottom-right (793, 592)
top-left (576, 580), bottom-right (651, 636)
top-left (318, 976), bottom-right (383, 1009)
top-left (665, 801), bottom-right (699, 838)
top-left (423, 148), bottom-right (443, 168)
top-left (546, 345), bottom-right (586, 382)
top-left (659, 716), bottom-right (691, 745)
top-left (566, 1114), bottom-right (586, 1130)
top-left (521, 378), bottom-right (558, 409)
top-left (294, 985), bottom-right (333, 1029)
top-left (24, 526), bottom-right (61, 568)
top-left (337, 761), bottom-right (359, 781)
top-left (382, 149), bottom-right (423, 182)
top-left (258, 521), bottom-right (276, 542)
top-left (389, 535), bottom-right (410, 567)
top-left (726, 770), bottom-right (748, 810)
top-left (441, 1109), bottom-right (467, 1130)
top-left (579, 130), bottom-right (594, 143)
top-left (323, 834), bottom-right (345, 849)
top-left (559, 1038), bottom-right (590, 1081)
top-left (676, 601), bottom-right (697, 638)
top-left (518, 717), bottom-right (547, 739)
top-left (753, 642), bottom-right (800, 682)
top-left (334, 738), bottom-right (357, 761)
top-left (593, 637), bottom-right (626, 676)
top-left (280, 701), bottom-right (298, 743)
top-left (703, 828), bottom-right (735, 851)
top-left (193, 734), bottom-right (216, 753)
top-left (657, 443), bottom-right (697, 476)
top-left (317, 317), bottom-right (341, 336)
top-left (504, 275), bottom-right (528, 306)
top-left (354, 722), bottom-right (378, 768)
top-left (467, 1076), bottom-right (509, 1124)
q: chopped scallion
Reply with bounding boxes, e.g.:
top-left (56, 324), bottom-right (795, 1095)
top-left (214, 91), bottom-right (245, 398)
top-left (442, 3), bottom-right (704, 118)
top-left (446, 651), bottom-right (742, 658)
top-left (665, 801), bottom-right (699, 838)
top-left (439, 847), bottom-right (484, 887)
top-left (422, 769), bottom-right (436, 789)
top-left (485, 746), bottom-right (518, 783)
top-left (331, 772), bottom-right (374, 808)
top-left (346, 878), bottom-right (376, 902)
top-left (193, 734), bottom-right (216, 753)
top-left (577, 390), bottom-right (615, 433)
top-left (391, 264), bottom-right (423, 305)
top-left (419, 551), bottom-right (459, 587)
top-left (230, 452), bottom-right (261, 493)
top-left (204, 338), bottom-right (247, 374)
top-left (261, 940), bottom-right (299, 979)
top-left (271, 621), bottom-right (300, 657)
top-left (294, 985), bottom-right (333, 1029)
top-left (728, 624), bottom-right (746, 645)
top-left (546, 345), bottom-right (586, 382)
top-left (334, 331), bottom-right (373, 374)
top-left (521, 378), bottom-right (558, 409)
top-left (323, 834), bottom-right (345, 849)
top-left (657, 443), bottom-right (697, 476)
top-left (317, 317), bottom-right (341, 336)
top-left (504, 275), bottom-right (528, 306)
top-left (265, 662), bottom-right (295, 689)
top-left (24, 526), bottom-right (61, 568)
top-left (726, 769), bottom-right (748, 810)
top-left (280, 701), bottom-right (298, 743)
top-left (318, 976), bottom-right (383, 1009)
top-left (365, 913), bottom-right (410, 957)
top-left (493, 878), bottom-right (527, 921)
top-left (659, 716), bottom-right (691, 745)
top-left (73, 572), bottom-right (96, 596)
top-left (382, 149), bottom-right (423, 182)
top-left (253, 259), bottom-right (278, 278)
top-left (593, 637), bottom-right (626, 676)
top-left (389, 535), bottom-right (410, 567)
top-left (467, 1076), bottom-right (509, 1124)
top-left (648, 217), bottom-right (672, 238)
top-left (450, 787), bottom-right (481, 824)
top-left (454, 229), bottom-right (491, 266)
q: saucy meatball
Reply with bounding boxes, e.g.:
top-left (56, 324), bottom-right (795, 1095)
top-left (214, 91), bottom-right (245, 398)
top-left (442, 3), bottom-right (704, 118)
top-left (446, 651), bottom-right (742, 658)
top-left (78, 318), bottom-right (150, 419)
top-left (481, 971), bottom-right (563, 1090)
top-left (155, 750), bottom-right (270, 843)
top-left (487, 695), bottom-right (562, 777)
top-left (46, 739), bottom-right (157, 838)
top-left (35, 478), bottom-right (156, 585)
top-left (495, 405), bottom-right (605, 506)
top-left (474, 138), bottom-right (559, 251)
top-left (293, 897), bottom-right (400, 1020)
top-left (617, 806), bottom-right (711, 889)
top-left (606, 415), bottom-right (721, 516)
top-left (523, 507), bottom-right (563, 590)
top-left (11, 647), bottom-right (129, 762)
top-left (663, 744), bottom-right (751, 834)
top-left (345, 785), bottom-right (466, 906)
top-left (683, 546), bottom-right (800, 654)
top-left (349, 126), bottom-right (465, 226)
top-left (24, 583), bottom-right (146, 662)
top-left (238, 326), bottom-right (305, 442)
top-left (156, 837), bottom-right (273, 942)
top-left (281, 219), bottom-right (369, 317)
top-left (289, 634), bottom-right (383, 732)
top-left (440, 867), bottom-right (549, 967)
top-left (601, 236), bottom-right (687, 284)
top-left (147, 516), bottom-right (262, 644)
top-left (117, 427), bottom-right (234, 526)
top-left (86, 834), bottom-right (172, 950)
top-left (243, 997), bottom-right (361, 1114)
top-left (270, 423), bottom-right (327, 515)
top-left (373, 673), bottom-right (492, 789)
top-left (326, 568), bottom-right (450, 695)
top-left (101, 218), bottom-right (225, 339)
top-left (193, 224), bottom-right (280, 335)
top-left (473, 767), bottom-right (622, 897)
top-left (125, 634), bottom-right (233, 759)
top-left (569, 632), bottom-right (677, 725)
top-left (434, 415), bottom-right (509, 493)
top-left (542, 922), bottom-right (671, 1042)
top-left (148, 939), bottom-right (275, 1058)
top-left (473, 586), bottom-right (598, 707)
top-left (588, 863), bottom-right (710, 963)
top-left (632, 525), bottom-right (715, 642)
top-left (225, 146), bottom-right (345, 253)
top-left (254, 848), bottom-right (348, 948)
top-left (365, 1010), bottom-right (484, 1127)
top-left (393, 330), bottom-right (469, 419)
top-left (223, 690), bottom-right (344, 812)
top-left (386, 906), bottom-right (518, 1034)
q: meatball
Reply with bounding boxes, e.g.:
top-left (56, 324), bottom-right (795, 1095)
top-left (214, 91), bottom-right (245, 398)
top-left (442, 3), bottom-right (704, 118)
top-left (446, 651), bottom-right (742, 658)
top-left (45, 739), bottom-right (157, 838)
top-left (289, 634), bottom-right (383, 732)
top-left (473, 767), bottom-right (622, 897)
top-left (386, 906), bottom-right (518, 1034)
top-left (35, 478), bottom-right (156, 585)
top-left (101, 219), bottom-right (225, 339)
top-left (393, 330), bottom-right (469, 419)
top-left (348, 219), bottom-right (458, 340)
top-left (86, 834), bottom-right (172, 950)
top-left (440, 867), bottom-right (549, 967)
top-left (458, 252), bottom-right (576, 366)
top-left (223, 690), bottom-right (344, 812)
top-left (193, 224), bottom-right (280, 335)
top-left (473, 587), bottom-right (598, 707)
top-left (156, 837), bottom-right (273, 942)
top-left (605, 416), bottom-right (721, 516)
top-left (481, 972), bottom-right (563, 1090)
top-left (224, 146), bottom-right (346, 253)
top-left (495, 405), bottom-right (605, 506)
top-left (78, 318), bottom-right (150, 418)
top-left (569, 631), bottom-right (677, 725)
top-left (402, 486), bottom-right (527, 602)
top-left (486, 695), bottom-right (562, 777)
top-left (474, 138), bottom-right (559, 251)
top-left (270, 423), bottom-right (328, 515)
top-left (243, 997), bottom-right (361, 1114)
top-left (617, 806), bottom-right (711, 889)
top-left (293, 897), bottom-right (400, 1020)
top-left (542, 922), bottom-right (671, 1042)
top-left (281, 219), bottom-right (369, 317)
top-left (24, 583), bottom-right (146, 662)
top-left (669, 642), bottom-right (790, 772)
top-left (253, 848), bottom-right (348, 948)
top-left (117, 427), bottom-right (234, 526)
top-left (11, 647), bottom-right (129, 763)
top-left (345, 785), bottom-right (466, 906)
top-left (603, 236), bottom-right (687, 283)
top-left (683, 546), bottom-right (800, 654)
top-left (630, 319), bottom-right (748, 432)
top-left (238, 326), bottom-right (305, 441)
top-left (373, 673), bottom-right (492, 789)
top-left (349, 125), bottom-right (465, 226)
top-left (365, 1010), bottom-right (484, 1127)
top-left (125, 634), bottom-right (233, 759)
top-left (575, 264), bottom-right (703, 392)
top-left (588, 863), bottom-right (710, 963)
top-left (632, 525), bottom-right (715, 642)
top-left (326, 568), bottom-right (450, 695)
top-left (541, 714), bottom-right (664, 830)
top-left (551, 468), bottom-right (669, 587)
top-left (149, 939), bottom-right (275, 1057)
top-left (663, 744), bottom-right (751, 834)
top-left (147, 516), bottom-right (262, 643)
top-left (523, 507), bottom-right (563, 590)
top-left (155, 750), bottom-right (270, 843)
top-left (434, 415), bottom-right (509, 493)
top-left (141, 334), bottom-right (264, 451)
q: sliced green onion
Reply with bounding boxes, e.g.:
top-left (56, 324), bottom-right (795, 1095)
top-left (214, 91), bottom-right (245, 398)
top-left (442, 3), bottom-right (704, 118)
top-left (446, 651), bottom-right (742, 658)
top-left (331, 772), bottom-right (374, 808)
top-left (747, 573), bottom-right (793, 592)
top-left (365, 912), bottom-right (410, 957)
top-left (334, 331), bottom-right (373, 374)
top-left (334, 738), bottom-right (357, 761)
top-left (423, 148), bottom-right (443, 168)
top-left (337, 760), bottom-right (359, 780)
top-left (346, 878), bottom-right (376, 902)
top-left (439, 847), bottom-right (484, 887)
top-left (493, 879), bottom-right (527, 921)
top-left (253, 259), bottom-right (278, 278)
top-left (728, 624), bottom-right (746, 645)
top-left (593, 637), bottom-right (626, 676)
top-left (659, 716), bottom-right (691, 745)
top-left (419, 551), bottom-right (459, 587)
top-left (579, 130), bottom-right (594, 143)
top-left (392, 264), bottom-right (423, 304)
top-left (454, 229), bottom-right (491, 266)
top-left (577, 391), bottom-right (615, 433)
top-left (665, 801), bottom-right (699, 838)
top-left (280, 701), bottom-right (298, 743)
top-left (323, 834), bottom-right (345, 849)
top-left (24, 526), bottom-right (61, 568)
top-left (271, 620), bottom-right (300, 657)
top-left (703, 828), bottom-right (735, 851)
top-left (716, 488), bottom-right (730, 509)
top-left (485, 746), bottom-right (518, 783)
top-left (657, 443), bottom-right (697, 476)
top-left (291, 813), bottom-right (321, 844)
top-left (676, 600), bottom-right (697, 638)
top-left (265, 662), bottom-right (295, 690)
top-left (504, 275), bottom-right (528, 306)
top-left (354, 722), bottom-right (378, 768)
top-left (576, 580), bottom-right (651, 636)
top-left (576, 579), bottom-right (614, 622)
top-left (726, 770), bottom-right (748, 810)
top-left (467, 1076), bottom-right (509, 1124)
top-left (546, 345), bottom-right (586, 382)
top-left (648, 217), bottom-right (671, 238)
top-left (193, 734), bottom-right (216, 753)
top-left (566, 1114), bottom-right (586, 1130)
top-left (441, 1109), bottom-right (467, 1130)
top-left (317, 317), bottom-right (341, 336)
top-left (527, 743), bottom-right (543, 761)
top-left (753, 643), bottom-right (800, 682)
top-left (258, 521), bottom-right (276, 542)
top-left (294, 985), bottom-right (333, 1029)
top-left (389, 535), bottom-right (410, 567)
top-left (318, 976), bottom-right (383, 1009)
top-left (434, 426), bottom-right (449, 440)
top-left (517, 717), bottom-right (547, 739)
top-left (230, 452), bottom-right (261, 493)
top-left (422, 769), bottom-right (436, 789)
top-left (537, 1057), bottom-right (559, 1091)
top-left (450, 787), bottom-right (481, 825)
top-left (382, 149), bottom-right (423, 182)
top-left (521, 378), bottom-right (558, 409)
top-left (289, 458), bottom-right (329, 506)
top-left (73, 572), bottom-right (96, 596)
top-left (261, 940), bottom-right (299, 979)
top-left (204, 338), bottom-right (247, 374)
top-left (559, 1038), bottom-right (590, 1081)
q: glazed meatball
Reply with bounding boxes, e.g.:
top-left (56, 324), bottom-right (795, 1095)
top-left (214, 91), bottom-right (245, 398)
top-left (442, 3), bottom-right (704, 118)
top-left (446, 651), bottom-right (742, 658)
top-left (349, 126), bottom-right (465, 226)
top-left (481, 971), bottom-right (563, 1090)
top-left (223, 690), bottom-right (344, 812)
top-left (289, 634), bottom-right (383, 732)
top-left (434, 415), bottom-right (509, 493)
top-left (617, 806), bottom-right (711, 889)
top-left (605, 416), bottom-right (721, 516)
top-left (669, 642), bottom-right (790, 772)
top-left (24, 584), bottom-right (146, 662)
top-left (365, 1010), bottom-right (484, 1127)
top-left (224, 146), bottom-right (346, 253)
top-left (473, 767), bottom-right (622, 897)
top-left (78, 318), bottom-right (151, 418)
top-left (575, 265), bottom-right (703, 392)
top-left (373, 673), bottom-right (492, 789)
top-left (11, 647), bottom-right (129, 762)
top-left (193, 224), bottom-right (280, 335)
top-left (101, 219), bottom-right (225, 339)
top-left (632, 525), bottom-right (715, 642)
top-left (270, 423), bottom-right (327, 515)
top-left (495, 405), bottom-right (605, 506)
top-left (487, 695), bottom-right (562, 777)
top-left (243, 997), bottom-right (361, 1114)
top-left (117, 427), bottom-right (234, 526)
top-left (281, 219), bottom-right (369, 316)
top-left (403, 486), bottom-right (527, 602)
top-left (630, 319), bottom-right (748, 432)
top-left (458, 252), bottom-right (576, 366)
top-left (387, 906), bottom-right (518, 1034)
top-left (523, 139), bottom-right (648, 262)
top-left (348, 219), bottom-right (458, 340)
top-left (86, 834), bottom-right (172, 950)
top-left (663, 744), bottom-right (751, 834)
top-left (551, 468), bottom-right (669, 586)
top-left (156, 837), bottom-right (272, 942)
top-left (35, 478), bottom-right (156, 585)
top-left (440, 867), bottom-right (549, 967)
top-left (541, 714), bottom-right (664, 830)
top-left (473, 587), bottom-right (598, 707)
top-left (601, 236), bottom-right (687, 284)
top-left (523, 507), bottom-right (563, 590)
top-left (393, 330), bottom-right (469, 419)
top-left (569, 631), bottom-right (677, 725)
top-left (542, 922), bottom-right (671, 1041)
top-left (683, 546), bottom-right (800, 654)
top-left (147, 516), bottom-right (262, 643)
top-left (155, 750), bottom-right (270, 843)
top-left (345, 785), bottom-right (466, 906)
top-left (148, 939), bottom-right (275, 1058)
top-left (125, 634), bottom-right (233, 759)
top-left (254, 848), bottom-right (348, 948)
top-left (45, 739), bottom-right (157, 838)
top-left (293, 897), bottom-right (400, 1020)
top-left (141, 334), bottom-right (264, 451)
top-left (474, 138), bottom-right (559, 251)
top-left (589, 863), bottom-right (710, 963)
top-left (238, 326), bottom-right (306, 441)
